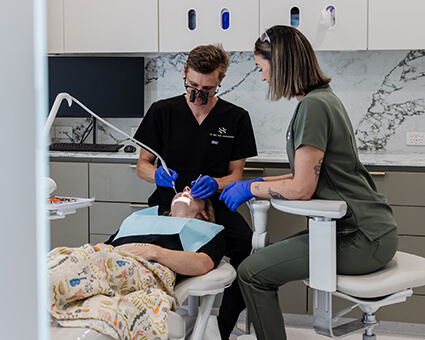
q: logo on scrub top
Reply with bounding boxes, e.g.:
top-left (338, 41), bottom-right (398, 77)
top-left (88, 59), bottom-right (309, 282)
top-left (210, 126), bottom-right (234, 144)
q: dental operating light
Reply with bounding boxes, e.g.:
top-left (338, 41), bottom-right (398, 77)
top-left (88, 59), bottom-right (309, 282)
top-left (45, 93), bottom-right (178, 194)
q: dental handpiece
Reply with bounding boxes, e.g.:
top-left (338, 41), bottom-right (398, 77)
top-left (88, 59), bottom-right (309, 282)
top-left (172, 181), bottom-right (178, 196)
top-left (160, 163), bottom-right (178, 195)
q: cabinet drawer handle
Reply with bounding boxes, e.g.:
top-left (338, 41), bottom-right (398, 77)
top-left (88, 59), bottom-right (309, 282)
top-left (369, 171), bottom-right (386, 176)
top-left (188, 9), bottom-right (196, 31)
top-left (244, 167), bottom-right (265, 172)
top-left (129, 203), bottom-right (149, 208)
top-left (290, 6), bottom-right (300, 28)
top-left (128, 164), bottom-right (137, 168)
top-left (221, 8), bottom-right (230, 30)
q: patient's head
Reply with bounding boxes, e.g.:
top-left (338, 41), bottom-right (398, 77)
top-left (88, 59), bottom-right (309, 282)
top-left (168, 186), bottom-right (215, 223)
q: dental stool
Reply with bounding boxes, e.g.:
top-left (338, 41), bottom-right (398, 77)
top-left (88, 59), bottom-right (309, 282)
top-left (270, 199), bottom-right (425, 339)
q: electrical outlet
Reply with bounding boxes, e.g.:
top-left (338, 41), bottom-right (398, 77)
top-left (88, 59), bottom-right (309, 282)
top-left (55, 126), bottom-right (73, 139)
top-left (406, 132), bottom-right (425, 146)
top-left (130, 127), bottom-right (138, 137)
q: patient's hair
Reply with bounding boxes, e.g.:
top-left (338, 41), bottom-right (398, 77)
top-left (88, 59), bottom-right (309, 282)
top-left (164, 198), bottom-right (215, 223)
top-left (185, 44), bottom-right (230, 80)
top-left (203, 198), bottom-right (215, 223)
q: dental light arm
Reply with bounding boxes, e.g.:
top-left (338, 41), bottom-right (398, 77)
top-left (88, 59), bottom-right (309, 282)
top-left (45, 93), bottom-right (176, 183)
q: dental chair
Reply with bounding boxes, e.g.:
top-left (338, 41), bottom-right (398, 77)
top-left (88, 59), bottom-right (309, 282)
top-left (243, 198), bottom-right (425, 340)
top-left (51, 259), bottom-right (236, 340)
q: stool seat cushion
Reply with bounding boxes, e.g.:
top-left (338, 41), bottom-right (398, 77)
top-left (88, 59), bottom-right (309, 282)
top-left (337, 252), bottom-right (425, 298)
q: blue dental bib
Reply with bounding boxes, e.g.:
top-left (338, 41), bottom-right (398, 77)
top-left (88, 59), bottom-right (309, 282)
top-left (112, 206), bottom-right (224, 252)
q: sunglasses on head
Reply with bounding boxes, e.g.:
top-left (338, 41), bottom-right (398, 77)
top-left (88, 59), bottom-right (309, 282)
top-left (260, 30), bottom-right (271, 44)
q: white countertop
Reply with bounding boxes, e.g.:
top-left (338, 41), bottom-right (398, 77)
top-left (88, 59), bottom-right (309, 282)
top-left (248, 150), bottom-right (425, 167)
top-left (49, 148), bottom-right (425, 168)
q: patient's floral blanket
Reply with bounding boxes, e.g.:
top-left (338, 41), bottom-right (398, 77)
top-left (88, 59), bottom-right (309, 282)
top-left (48, 244), bottom-right (177, 340)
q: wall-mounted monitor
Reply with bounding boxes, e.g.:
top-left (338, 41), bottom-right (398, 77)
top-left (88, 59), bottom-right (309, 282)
top-left (48, 56), bottom-right (144, 118)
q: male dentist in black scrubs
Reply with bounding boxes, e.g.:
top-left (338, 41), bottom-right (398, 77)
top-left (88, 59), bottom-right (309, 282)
top-left (134, 44), bottom-right (258, 339)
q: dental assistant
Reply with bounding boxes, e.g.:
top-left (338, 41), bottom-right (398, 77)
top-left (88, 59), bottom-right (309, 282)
top-left (220, 25), bottom-right (398, 340)
top-left (134, 44), bottom-right (258, 339)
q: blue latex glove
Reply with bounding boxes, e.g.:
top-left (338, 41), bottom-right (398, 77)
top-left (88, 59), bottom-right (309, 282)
top-left (191, 175), bottom-right (219, 199)
top-left (154, 166), bottom-right (178, 188)
top-left (220, 178), bottom-right (264, 212)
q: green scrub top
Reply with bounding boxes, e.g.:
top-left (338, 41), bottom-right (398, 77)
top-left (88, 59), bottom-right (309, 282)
top-left (286, 85), bottom-right (397, 241)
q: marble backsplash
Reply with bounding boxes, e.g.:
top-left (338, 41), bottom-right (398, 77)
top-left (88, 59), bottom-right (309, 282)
top-left (52, 49), bottom-right (425, 159)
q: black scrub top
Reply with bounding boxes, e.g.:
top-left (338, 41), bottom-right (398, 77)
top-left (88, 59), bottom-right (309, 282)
top-left (134, 95), bottom-right (258, 208)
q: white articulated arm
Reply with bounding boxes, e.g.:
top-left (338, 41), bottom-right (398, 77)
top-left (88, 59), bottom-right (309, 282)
top-left (270, 199), bottom-right (347, 292)
top-left (45, 92), bottom-right (175, 179)
top-left (248, 199), bottom-right (271, 251)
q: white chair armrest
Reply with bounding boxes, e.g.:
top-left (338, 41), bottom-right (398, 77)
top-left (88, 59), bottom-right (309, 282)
top-left (271, 199), bottom-right (347, 219)
top-left (187, 281), bottom-right (225, 297)
top-left (248, 199), bottom-right (271, 251)
top-left (250, 199), bottom-right (271, 234)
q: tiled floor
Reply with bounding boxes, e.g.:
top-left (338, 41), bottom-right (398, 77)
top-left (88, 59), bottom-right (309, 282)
top-left (230, 327), bottom-right (425, 340)
top-left (229, 314), bottom-right (425, 340)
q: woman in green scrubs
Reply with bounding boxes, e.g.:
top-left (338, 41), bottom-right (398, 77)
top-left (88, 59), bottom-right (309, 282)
top-left (219, 25), bottom-right (398, 340)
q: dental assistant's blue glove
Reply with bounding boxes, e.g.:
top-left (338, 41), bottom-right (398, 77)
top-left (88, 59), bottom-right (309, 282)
top-left (219, 178), bottom-right (264, 212)
top-left (154, 166), bottom-right (178, 188)
top-left (191, 175), bottom-right (219, 199)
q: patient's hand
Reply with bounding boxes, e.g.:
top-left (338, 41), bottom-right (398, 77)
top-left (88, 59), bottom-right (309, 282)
top-left (119, 244), bottom-right (158, 261)
top-left (95, 243), bottom-right (114, 250)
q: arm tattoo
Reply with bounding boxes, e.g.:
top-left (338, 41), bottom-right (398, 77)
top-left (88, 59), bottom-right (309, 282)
top-left (254, 183), bottom-right (261, 191)
top-left (267, 188), bottom-right (288, 200)
top-left (314, 158), bottom-right (323, 181)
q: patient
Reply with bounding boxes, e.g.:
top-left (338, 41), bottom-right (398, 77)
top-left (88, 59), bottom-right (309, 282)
top-left (49, 187), bottom-right (225, 340)
top-left (96, 186), bottom-right (225, 276)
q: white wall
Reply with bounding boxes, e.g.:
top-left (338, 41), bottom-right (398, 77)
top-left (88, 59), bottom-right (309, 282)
top-left (0, 1), bottom-right (49, 339)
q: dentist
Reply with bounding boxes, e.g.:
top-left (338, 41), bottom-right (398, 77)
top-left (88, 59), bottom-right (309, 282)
top-left (134, 44), bottom-right (258, 339)
top-left (220, 25), bottom-right (398, 340)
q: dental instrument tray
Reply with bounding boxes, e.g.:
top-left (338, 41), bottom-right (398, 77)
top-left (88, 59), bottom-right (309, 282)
top-left (49, 142), bottom-right (124, 152)
top-left (48, 196), bottom-right (95, 219)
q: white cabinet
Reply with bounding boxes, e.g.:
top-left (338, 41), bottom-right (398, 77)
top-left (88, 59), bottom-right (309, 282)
top-left (159, 0), bottom-right (259, 52)
top-left (89, 163), bottom-right (155, 242)
top-left (49, 160), bottom-right (155, 246)
top-left (90, 202), bottom-right (149, 243)
top-left (63, 0), bottom-right (158, 53)
top-left (89, 163), bottom-right (155, 203)
top-left (47, 0), bottom-right (425, 54)
top-left (369, 0), bottom-right (425, 50)
top-left (260, 0), bottom-right (368, 51)
top-left (47, 0), bottom-right (64, 53)
top-left (49, 162), bottom-right (89, 249)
